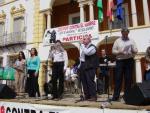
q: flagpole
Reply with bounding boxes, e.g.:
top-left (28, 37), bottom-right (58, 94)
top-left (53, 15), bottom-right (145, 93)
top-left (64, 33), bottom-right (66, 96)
top-left (105, 19), bottom-right (113, 102)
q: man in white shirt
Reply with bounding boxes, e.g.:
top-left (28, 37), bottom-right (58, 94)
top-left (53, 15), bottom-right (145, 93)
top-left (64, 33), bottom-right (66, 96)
top-left (49, 40), bottom-right (68, 100)
top-left (112, 28), bottom-right (138, 101)
top-left (78, 37), bottom-right (97, 101)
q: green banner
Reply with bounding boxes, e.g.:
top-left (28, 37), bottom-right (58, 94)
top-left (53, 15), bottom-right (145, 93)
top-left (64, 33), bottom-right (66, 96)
top-left (2, 67), bottom-right (15, 80)
top-left (0, 67), bottom-right (3, 79)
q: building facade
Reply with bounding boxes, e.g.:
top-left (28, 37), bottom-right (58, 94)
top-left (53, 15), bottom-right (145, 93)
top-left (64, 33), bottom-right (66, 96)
top-left (40, 0), bottom-right (150, 83)
top-left (0, 0), bottom-right (46, 90)
top-left (0, 0), bottom-right (150, 95)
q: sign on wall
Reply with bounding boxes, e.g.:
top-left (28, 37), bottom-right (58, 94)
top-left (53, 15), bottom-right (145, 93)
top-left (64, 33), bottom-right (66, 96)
top-left (43, 20), bottom-right (99, 45)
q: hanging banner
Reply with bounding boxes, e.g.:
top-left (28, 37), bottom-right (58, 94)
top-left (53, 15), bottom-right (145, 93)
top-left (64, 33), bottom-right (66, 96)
top-left (0, 102), bottom-right (102, 113)
top-left (0, 101), bottom-right (148, 113)
top-left (43, 20), bottom-right (99, 45)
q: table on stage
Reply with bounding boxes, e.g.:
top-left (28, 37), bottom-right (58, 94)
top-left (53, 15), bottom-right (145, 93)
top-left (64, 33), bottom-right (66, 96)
top-left (99, 62), bottom-right (116, 67)
top-left (99, 62), bottom-right (116, 99)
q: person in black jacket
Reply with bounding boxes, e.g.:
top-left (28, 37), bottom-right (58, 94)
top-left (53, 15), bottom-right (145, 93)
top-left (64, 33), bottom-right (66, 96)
top-left (98, 49), bottom-right (110, 94)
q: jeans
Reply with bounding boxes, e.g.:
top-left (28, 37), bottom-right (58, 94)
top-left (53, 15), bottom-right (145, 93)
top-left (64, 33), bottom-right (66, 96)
top-left (113, 58), bottom-right (134, 99)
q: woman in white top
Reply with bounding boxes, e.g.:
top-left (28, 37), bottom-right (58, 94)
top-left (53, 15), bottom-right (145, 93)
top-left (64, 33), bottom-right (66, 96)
top-left (14, 51), bottom-right (26, 94)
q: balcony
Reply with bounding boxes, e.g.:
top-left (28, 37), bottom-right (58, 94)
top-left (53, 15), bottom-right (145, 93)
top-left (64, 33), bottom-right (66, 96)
top-left (0, 31), bottom-right (26, 47)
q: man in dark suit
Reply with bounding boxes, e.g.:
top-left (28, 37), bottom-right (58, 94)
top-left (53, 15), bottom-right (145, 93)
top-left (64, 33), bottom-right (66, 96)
top-left (98, 49), bottom-right (110, 94)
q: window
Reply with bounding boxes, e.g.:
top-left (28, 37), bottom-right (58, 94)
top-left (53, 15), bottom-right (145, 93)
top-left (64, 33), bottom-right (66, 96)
top-left (108, 4), bottom-right (129, 29)
top-left (0, 22), bottom-right (4, 36)
top-left (13, 17), bottom-right (24, 32)
top-left (72, 16), bottom-right (80, 24)
top-left (69, 12), bottom-right (80, 24)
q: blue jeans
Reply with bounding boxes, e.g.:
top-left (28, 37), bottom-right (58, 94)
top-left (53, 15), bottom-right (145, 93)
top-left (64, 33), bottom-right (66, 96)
top-left (113, 58), bottom-right (134, 99)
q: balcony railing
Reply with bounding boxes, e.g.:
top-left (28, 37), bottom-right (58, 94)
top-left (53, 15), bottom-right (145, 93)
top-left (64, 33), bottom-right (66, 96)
top-left (0, 31), bottom-right (26, 47)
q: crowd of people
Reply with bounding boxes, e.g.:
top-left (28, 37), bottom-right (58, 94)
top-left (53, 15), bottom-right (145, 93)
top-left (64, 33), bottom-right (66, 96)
top-left (10, 28), bottom-right (150, 102)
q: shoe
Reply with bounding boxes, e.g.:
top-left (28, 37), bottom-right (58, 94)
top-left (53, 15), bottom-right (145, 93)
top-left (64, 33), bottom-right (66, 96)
top-left (75, 95), bottom-right (86, 102)
top-left (97, 91), bottom-right (103, 95)
top-left (111, 97), bottom-right (119, 101)
top-left (50, 96), bottom-right (57, 100)
top-left (58, 95), bottom-right (63, 100)
top-left (84, 95), bottom-right (90, 100)
top-left (88, 97), bottom-right (97, 101)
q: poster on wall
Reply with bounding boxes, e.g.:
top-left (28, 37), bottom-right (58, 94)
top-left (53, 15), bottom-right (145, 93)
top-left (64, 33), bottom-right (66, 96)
top-left (43, 20), bottom-right (99, 46)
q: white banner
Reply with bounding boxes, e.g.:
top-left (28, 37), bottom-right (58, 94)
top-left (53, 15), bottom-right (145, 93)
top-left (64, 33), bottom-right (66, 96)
top-left (0, 102), bottom-right (149, 113)
top-left (43, 20), bottom-right (99, 45)
top-left (0, 102), bottom-right (102, 113)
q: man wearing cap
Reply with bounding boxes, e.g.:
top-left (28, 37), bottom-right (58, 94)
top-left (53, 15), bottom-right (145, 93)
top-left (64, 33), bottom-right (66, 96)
top-left (112, 28), bottom-right (138, 101)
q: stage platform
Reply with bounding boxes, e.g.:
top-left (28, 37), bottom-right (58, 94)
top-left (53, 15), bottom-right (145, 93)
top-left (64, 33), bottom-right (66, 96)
top-left (0, 93), bottom-right (150, 113)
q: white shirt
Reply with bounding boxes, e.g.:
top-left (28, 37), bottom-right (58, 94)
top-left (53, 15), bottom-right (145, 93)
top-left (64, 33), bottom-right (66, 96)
top-left (65, 67), bottom-right (77, 78)
top-left (51, 50), bottom-right (68, 70)
top-left (79, 43), bottom-right (96, 62)
top-left (14, 59), bottom-right (26, 72)
top-left (112, 37), bottom-right (138, 60)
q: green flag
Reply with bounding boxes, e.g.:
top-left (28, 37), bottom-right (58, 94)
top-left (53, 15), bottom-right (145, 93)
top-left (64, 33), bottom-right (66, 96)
top-left (97, 0), bottom-right (103, 23)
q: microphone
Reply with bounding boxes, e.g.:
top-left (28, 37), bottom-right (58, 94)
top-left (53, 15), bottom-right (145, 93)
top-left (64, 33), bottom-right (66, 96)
top-left (105, 35), bottom-right (108, 39)
top-left (104, 59), bottom-right (108, 63)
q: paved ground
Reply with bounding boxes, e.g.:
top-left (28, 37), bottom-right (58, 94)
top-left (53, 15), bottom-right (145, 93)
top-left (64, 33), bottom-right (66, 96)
top-left (1, 93), bottom-right (150, 110)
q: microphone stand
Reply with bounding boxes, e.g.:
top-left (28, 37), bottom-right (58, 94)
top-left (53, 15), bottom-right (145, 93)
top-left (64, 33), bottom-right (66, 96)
top-left (105, 36), bottom-right (112, 104)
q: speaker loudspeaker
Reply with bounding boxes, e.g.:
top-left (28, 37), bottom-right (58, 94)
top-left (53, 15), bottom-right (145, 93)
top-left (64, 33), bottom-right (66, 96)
top-left (124, 81), bottom-right (150, 105)
top-left (0, 84), bottom-right (16, 99)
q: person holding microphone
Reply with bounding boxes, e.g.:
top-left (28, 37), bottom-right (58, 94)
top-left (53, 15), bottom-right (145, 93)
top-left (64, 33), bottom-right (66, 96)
top-left (49, 40), bottom-right (68, 100)
top-left (78, 37), bottom-right (98, 101)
